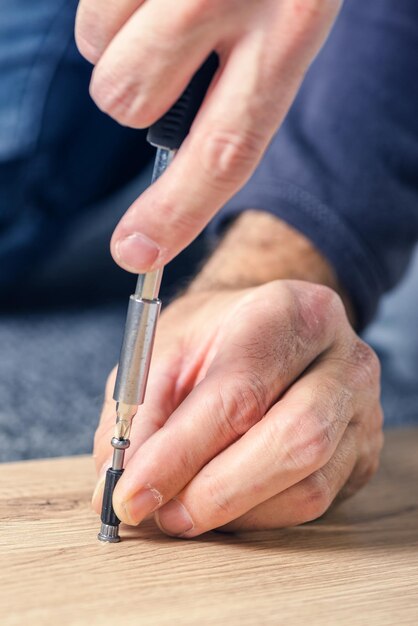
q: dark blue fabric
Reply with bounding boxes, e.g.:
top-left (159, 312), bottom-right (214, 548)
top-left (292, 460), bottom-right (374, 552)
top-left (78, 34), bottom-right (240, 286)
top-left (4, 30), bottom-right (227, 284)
top-left (212, 0), bottom-right (418, 329)
top-left (0, 0), bottom-right (153, 298)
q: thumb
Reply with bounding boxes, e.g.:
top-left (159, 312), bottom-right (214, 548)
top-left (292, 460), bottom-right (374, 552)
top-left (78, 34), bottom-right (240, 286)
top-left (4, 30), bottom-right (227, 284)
top-left (109, 53), bottom-right (273, 273)
top-left (109, 125), bottom-right (261, 274)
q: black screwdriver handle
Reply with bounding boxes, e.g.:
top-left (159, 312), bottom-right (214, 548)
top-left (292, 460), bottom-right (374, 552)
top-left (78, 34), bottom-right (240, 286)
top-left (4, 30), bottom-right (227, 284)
top-left (147, 53), bottom-right (218, 151)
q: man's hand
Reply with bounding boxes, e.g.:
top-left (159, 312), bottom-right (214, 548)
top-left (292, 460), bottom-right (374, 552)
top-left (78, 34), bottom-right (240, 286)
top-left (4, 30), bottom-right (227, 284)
top-left (75, 0), bottom-right (341, 274)
top-left (91, 216), bottom-right (383, 536)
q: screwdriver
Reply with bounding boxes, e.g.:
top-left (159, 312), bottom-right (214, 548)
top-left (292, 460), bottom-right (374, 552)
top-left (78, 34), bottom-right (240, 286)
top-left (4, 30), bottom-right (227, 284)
top-left (98, 53), bottom-right (218, 543)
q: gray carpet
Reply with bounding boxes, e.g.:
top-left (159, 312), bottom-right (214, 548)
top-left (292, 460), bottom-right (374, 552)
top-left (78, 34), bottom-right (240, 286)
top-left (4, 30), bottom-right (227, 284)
top-left (0, 304), bottom-right (125, 461)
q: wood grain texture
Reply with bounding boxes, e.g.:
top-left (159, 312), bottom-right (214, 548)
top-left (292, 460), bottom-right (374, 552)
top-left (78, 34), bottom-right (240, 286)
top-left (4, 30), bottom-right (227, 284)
top-left (1, 428), bottom-right (417, 626)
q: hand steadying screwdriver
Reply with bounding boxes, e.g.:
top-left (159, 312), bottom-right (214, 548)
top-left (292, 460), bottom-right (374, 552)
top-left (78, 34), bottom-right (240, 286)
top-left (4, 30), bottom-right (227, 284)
top-left (98, 54), bottom-right (218, 543)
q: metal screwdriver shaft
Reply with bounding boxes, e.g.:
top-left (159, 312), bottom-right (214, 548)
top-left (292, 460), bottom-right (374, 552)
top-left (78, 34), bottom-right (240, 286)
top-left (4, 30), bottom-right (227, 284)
top-left (98, 54), bottom-right (218, 543)
top-left (97, 148), bottom-right (174, 543)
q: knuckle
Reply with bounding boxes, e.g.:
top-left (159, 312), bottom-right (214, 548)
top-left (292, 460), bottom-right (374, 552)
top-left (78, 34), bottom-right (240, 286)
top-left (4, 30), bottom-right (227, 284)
top-left (75, 30), bottom-right (100, 65)
top-left (90, 64), bottom-right (151, 128)
top-left (343, 458), bottom-right (380, 499)
top-left (362, 459), bottom-right (380, 485)
top-left (216, 374), bottom-right (265, 439)
top-left (293, 283), bottom-right (344, 343)
top-left (75, 5), bottom-right (103, 64)
top-left (300, 471), bottom-right (333, 521)
top-left (117, 98), bottom-right (156, 129)
top-left (347, 339), bottom-right (381, 389)
top-left (285, 411), bottom-right (336, 472)
top-left (198, 127), bottom-right (264, 188)
top-left (170, 0), bottom-right (222, 32)
top-left (90, 65), bottom-right (116, 108)
top-left (313, 379), bottom-right (355, 428)
top-left (205, 474), bottom-right (235, 519)
top-left (89, 73), bottom-right (131, 125)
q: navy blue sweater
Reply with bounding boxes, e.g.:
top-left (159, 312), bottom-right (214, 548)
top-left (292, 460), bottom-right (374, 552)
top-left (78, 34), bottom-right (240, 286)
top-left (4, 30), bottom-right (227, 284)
top-left (213, 0), bottom-right (418, 329)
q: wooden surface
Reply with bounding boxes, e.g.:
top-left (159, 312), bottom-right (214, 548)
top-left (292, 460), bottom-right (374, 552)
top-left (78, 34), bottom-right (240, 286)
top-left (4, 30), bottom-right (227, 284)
top-left (1, 429), bottom-right (418, 626)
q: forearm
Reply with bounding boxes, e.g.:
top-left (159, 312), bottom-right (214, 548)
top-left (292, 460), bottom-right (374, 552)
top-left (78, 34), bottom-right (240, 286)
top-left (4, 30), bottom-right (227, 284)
top-left (189, 210), bottom-right (355, 324)
top-left (209, 2), bottom-right (418, 330)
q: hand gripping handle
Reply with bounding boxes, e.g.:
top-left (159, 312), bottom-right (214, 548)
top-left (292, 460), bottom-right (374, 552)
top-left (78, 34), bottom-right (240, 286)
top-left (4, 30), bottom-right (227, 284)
top-left (147, 53), bottom-right (218, 150)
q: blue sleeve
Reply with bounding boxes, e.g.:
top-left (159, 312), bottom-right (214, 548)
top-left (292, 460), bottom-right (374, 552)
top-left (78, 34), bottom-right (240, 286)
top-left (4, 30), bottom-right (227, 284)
top-left (210, 0), bottom-right (418, 329)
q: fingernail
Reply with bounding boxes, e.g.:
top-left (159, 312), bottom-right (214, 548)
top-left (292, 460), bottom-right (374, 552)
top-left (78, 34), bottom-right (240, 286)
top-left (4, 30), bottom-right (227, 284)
top-left (121, 488), bottom-right (162, 525)
top-left (155, 499), bottom-right (194, 537)
top-left (115, 232), bottom-right (160, 272)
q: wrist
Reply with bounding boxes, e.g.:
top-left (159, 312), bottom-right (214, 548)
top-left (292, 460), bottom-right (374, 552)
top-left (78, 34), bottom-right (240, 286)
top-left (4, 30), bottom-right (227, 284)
top-left (188, 210), bottom-right (355, 324)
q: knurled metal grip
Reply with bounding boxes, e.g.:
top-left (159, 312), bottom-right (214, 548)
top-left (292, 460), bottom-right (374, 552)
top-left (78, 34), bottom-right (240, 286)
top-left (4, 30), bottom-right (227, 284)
top-left (147, 53), bottom-right (218, 150)
top-left (113, 296), bottom-right (161, 406)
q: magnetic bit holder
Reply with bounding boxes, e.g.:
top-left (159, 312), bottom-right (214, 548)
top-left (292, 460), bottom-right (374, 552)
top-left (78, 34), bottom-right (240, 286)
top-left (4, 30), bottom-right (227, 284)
top-left (98, 466), bottom-right (125, 543)
top-left (98, 295), bottom-right (160, 543)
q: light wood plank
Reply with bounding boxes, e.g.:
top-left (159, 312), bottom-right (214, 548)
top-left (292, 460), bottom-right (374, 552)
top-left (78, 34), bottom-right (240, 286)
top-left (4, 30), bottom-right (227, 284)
top-left (1, 428), bottom-right (417, 625)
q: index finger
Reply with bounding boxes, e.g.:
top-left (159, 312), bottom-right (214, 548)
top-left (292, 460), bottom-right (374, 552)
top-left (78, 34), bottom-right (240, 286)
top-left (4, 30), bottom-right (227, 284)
top-left (155, 343), bottom-right (379, 537)
top-left (110, 3), bottom-right (340, 273)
